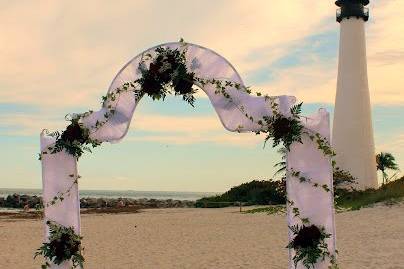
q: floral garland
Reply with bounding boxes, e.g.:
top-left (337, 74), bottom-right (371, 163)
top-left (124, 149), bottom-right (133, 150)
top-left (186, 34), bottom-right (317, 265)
top-left (38, 40), bottom-right (338, 268)
top-left (35, 221), bottom-right (84, 269)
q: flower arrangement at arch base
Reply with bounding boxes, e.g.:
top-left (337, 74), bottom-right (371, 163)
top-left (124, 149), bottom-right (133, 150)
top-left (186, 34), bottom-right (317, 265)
top-left (287, 222), bottom-right (338, 269)
top-left (35, 221), bottom-right (84, 269)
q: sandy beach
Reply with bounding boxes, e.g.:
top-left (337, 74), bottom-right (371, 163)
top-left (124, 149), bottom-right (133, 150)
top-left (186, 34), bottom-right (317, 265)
top-left (0, 204), bottom-right (403, 269)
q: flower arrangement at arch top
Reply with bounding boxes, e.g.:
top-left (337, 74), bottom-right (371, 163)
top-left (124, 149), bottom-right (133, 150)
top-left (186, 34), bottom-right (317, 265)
top-left (137, 45), bottom-right (197, 106)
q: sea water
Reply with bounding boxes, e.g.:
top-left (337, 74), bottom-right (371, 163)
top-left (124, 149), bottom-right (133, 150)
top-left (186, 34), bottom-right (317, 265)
top-left (0, 188), bottom-right (218, 201)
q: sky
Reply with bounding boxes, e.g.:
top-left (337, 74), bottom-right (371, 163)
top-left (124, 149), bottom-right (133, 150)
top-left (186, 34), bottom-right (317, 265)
top-left (1, 0), bottom-right (404, 192)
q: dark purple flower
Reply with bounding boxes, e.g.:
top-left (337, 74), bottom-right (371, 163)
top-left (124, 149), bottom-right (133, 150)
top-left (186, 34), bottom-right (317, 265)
top-left (61, 122), bottom-right (88, 144)
top-left (292, 225), bottom-right (322, 249)
top-left (173, 73), bottom-right (194, 94)
top-left (49, 233), bottom-right (80, 264)
top-left (273, 117), bottom-right (292, 139)
top-left (141, 72), bottom-right (163, 96)
top-left (172, 64), bottom-right (195, 95)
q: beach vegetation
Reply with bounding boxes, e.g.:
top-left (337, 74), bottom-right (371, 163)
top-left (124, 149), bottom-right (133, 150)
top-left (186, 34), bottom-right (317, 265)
top-left (195, 180), bottom-right (286, 208)
top-left (243, 205), bottom-right (286, 215)
top-left (335, 177), bottom-right (404, 210)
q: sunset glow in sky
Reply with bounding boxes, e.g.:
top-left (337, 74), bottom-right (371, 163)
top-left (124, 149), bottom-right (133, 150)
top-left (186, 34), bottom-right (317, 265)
top-left (1, 0), bottom-right (403, 192)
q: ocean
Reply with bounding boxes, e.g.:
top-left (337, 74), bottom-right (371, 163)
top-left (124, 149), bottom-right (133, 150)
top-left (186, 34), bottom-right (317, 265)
top-left (0, 188), bottom-right (218, 201)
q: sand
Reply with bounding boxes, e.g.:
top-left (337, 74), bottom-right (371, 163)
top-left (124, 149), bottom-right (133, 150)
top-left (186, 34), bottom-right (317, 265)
top-left (0, 204), bottom-right (403, 269)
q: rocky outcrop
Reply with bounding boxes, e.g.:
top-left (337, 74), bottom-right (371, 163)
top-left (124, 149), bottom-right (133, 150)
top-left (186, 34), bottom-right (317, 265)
top-left (0, 194), bottom-right (196, 209)
top-left (79, 197), bottom-right (195, 209)
top-left (1, 194), bottom-right (43, 208)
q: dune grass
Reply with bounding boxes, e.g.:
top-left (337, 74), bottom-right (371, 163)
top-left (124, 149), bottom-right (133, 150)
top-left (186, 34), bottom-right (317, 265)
top-left (243, 205), bottom-right (286, 215)
top-left (243, 178), bottom-right (404, 214)
top-left (336, 177), bottom-right (404, 210)
top-left (195, 180), bottom-right (286, 208)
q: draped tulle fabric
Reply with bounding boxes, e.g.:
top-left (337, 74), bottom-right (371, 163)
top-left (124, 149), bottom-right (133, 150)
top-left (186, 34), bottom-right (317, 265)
top-left (81, 43), bottom-right (296, 142)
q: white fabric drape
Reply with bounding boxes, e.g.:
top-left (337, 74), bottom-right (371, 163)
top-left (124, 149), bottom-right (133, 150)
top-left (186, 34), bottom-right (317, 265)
top-left (81, 43), bottom-right (296, 141)
top-left (40, 131), bottom-right (81, 269)
top-left (287, 109), bottom-right (336, 269)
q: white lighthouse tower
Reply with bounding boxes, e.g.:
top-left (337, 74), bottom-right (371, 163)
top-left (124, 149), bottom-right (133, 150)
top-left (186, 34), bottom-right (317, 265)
top-left (333, 0), bottom-right (378, 189)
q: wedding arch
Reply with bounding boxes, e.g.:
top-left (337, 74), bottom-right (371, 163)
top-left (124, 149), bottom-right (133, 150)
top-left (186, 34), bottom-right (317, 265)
top-left (38, 41), bottom-right (337, 269)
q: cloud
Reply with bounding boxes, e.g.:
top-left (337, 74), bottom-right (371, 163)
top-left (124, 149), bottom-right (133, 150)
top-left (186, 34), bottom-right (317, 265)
top-left (0, 0), bottom-right (334, 108)
top-left (377, 133), bottom-right (404, 152)
top-left (2, 0), bottom-right (404, 109)
top-left (0, 110), bottom-right (262, 147)
top-left (127, 132), bottom-right (262, 147)
top-left (132, 115), bottom-right (221, 133)
top-left (369, 50), bottom-right (404, 66)
top-left (0, 112), bottom-right (65, 136)
top-left (129, 114), bottom-right (263, 147)
top-left (245, 0), bottom-right (404, 105)
top-left (253, 60), bottom-right (337, 104)
top-left (2, 0), bottom-right (404, 146)
top-left (364, 0), bottom-right (404, 104)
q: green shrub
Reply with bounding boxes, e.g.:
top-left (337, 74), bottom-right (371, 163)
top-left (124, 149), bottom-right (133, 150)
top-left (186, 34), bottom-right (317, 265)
top-left (336, 177), bottom-right (404, 210)
top-left (196, 176), bottom-right (404, 210)
top-left (196, 180), bottom-right (286, 208)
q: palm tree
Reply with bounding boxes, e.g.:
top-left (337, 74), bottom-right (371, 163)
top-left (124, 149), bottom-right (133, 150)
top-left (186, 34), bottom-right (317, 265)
top-left (376, 152), bottom-right (399, 185)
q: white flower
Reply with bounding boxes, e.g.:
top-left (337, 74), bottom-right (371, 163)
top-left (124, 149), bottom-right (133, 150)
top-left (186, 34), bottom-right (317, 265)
top-left (136, 62), bottom-right (147, 75)
top-left (190, 58), bottom-right (201, 70)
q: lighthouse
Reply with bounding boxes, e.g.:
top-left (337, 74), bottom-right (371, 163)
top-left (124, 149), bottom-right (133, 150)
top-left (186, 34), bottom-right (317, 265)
top-left (332, 0), bottom-right (378, 189)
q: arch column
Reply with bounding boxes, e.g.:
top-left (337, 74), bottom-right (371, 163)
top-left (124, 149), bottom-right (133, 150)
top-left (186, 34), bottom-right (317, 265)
top-left (40, 132), bottom-right (80, 269)
top-left (287, 109), bottom-right (336, 269)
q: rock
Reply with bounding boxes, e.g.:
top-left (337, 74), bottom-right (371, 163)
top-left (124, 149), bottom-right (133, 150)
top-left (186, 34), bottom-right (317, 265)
top-left (172, 200), bottom-right (182, 208)
top-left (5, 194), bottom-right (20, 208)
top-left (182, 200), bottom-right (196, 208)
top-left (146, 199), bottom-right (159, 208)
top-left (80, 197), bottom-right (98, 208)
top-left (137, 198), bottom-right (148, 206)
top-left (27, 195), bottom-right (42, 208)
top-left (105, 198), bottom-right (118, 208)
top-left (1, 194), bottom-right (42, 208)
top-left (96, 198), bottom-right (107, 208)
top-left (116, 199), bottom-right (125, 208)
top-left (124, 199), bottom-right (136, 206)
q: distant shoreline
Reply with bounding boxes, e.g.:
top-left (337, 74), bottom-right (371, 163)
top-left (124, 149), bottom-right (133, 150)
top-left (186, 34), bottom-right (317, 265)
top-left (0, 193), bottom-right (201, 210)
top-left (0, 188), bottom-right (218, 201)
